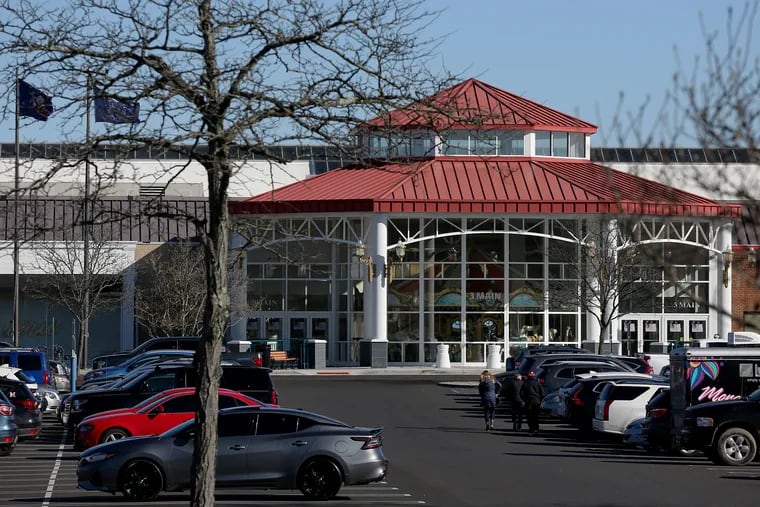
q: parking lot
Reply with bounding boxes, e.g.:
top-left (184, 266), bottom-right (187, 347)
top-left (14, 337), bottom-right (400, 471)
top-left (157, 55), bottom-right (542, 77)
top-left (0, 413), bottom-right (425, 507)
top-left (3, 377), bottom-right (760, 507)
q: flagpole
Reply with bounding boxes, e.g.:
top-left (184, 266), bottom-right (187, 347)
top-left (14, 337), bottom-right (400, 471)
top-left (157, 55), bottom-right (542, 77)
top-left (82, 76), bottom-right (91, 368)
top-left (12, 70), bottom-right (20, 347)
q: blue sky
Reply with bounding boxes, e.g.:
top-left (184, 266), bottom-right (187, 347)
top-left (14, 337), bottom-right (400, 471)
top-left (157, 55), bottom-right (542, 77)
top-left (5, 0), bottom-right (758, 147)
top-left (431, 0), bottom-right (759, 146)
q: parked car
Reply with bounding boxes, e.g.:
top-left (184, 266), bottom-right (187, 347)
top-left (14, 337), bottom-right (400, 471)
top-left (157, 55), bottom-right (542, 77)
top-left (0, 378), bottom-right (42, 440)
top-left (681, 387), bottom-right (760, 466)
top-left (83, 349), bottom-right (196, 383)
top-left (91, 336), bottom-right (201, 369)
top-left (0, 348), bottom-right (49, 385)
top-left (0, 365), bottom-right (39, 395)
top-left (622, 417), bottom-right (648, 447)
top-left (507, 345), bottom-right (587, 370)
top-left (638, 353), bottom-right (670, 376)
top-left (77, 405), bottom-right (388, 501)
top-left (611, 355), bottom-right (653, 374)
top-left (48, 360), bottom-right (71, 393)
top-left (0, 390), bottom-right (17, 456)
top-left (537, 360), bottom-right (632, 395)
top-left (74, 387), bottom-right (268, 450)
top-left (64, 364), bottom-right (278, 427)
top-left (562, 372), bottom-right (658, 432)
top-left (592, 379), bottom-right (668, 435)
top-left (36, 384), bottom-right (61, 413)
top-left (519, 353), bottom-right (635, 378)
top-left (539, 361), bottom-right (634, 416)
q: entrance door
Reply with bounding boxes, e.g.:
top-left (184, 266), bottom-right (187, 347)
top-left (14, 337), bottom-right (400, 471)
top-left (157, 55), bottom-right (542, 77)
top-left (287, 315), bottom-right (330, 364)
top-left (643, 320), bottom-right (660, 353)
top-left (621, 320), bottom-right (639, 356)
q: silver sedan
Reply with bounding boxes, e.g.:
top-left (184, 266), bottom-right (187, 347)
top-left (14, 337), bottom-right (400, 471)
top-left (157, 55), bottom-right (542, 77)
top-left (77, 405), bottom-right (387, 501)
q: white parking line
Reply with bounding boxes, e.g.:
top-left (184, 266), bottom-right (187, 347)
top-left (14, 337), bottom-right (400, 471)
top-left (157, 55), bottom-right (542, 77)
top-left (41, 426), bottom-right (68, 507)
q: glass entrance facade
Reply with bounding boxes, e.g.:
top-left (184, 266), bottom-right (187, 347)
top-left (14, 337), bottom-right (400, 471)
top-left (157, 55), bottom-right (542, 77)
top-left (238, 215), bottom-right (722, 365)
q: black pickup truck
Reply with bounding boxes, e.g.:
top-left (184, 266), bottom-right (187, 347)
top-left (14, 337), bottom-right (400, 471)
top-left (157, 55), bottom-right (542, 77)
top-left (681, 388), bottom-right (760, 466)
top-left (63, 363), bottom-right (278, 428)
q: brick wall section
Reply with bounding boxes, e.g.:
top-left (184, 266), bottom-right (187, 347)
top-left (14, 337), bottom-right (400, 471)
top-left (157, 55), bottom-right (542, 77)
top-left (732, 249), bottom-right (760, 330)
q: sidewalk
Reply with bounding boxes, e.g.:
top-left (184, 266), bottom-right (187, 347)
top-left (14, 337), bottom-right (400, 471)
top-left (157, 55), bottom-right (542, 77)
top-left (268, 365), bottom-right (499, 376)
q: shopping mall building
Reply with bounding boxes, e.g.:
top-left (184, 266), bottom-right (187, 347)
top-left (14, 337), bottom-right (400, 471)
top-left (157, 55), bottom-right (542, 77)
top-left (1, 78), bottom-right (758, 366)
top-left (228, 78), bottom-right (748, 366)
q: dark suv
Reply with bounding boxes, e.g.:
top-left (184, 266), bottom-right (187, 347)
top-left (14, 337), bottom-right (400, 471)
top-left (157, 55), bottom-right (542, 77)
top-left (91, 336), bottom-right (201, 369)
top-left (681, 388), bottom-right (760, 466)
top-left (537, 361), bottom-right (630, 394)
top-left (64, 363), bottom-right (277, 427)
top-left (0, 378), bottom-right (42, 440)
top-left (507, 345), bottom-right (587, 370)
top-left (519, 353), bottom-right (635, 377)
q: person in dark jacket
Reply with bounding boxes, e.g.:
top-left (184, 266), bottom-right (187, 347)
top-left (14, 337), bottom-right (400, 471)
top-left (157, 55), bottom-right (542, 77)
top-left (505, 373), bottom-right (524, 431)
top-left (520, 370), bottom-right (545, 435)
top-left (478, 370), bottom-right (502, 431)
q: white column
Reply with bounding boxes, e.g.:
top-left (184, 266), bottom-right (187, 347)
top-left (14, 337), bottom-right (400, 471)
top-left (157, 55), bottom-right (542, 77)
top-left (120, 264), bottom-right (136, 351)
top-left (369, 214), bottom-right (388, 341)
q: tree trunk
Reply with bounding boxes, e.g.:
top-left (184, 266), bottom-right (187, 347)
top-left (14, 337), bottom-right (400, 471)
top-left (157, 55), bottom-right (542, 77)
top-left (190, 158), bottom-right (230, 507)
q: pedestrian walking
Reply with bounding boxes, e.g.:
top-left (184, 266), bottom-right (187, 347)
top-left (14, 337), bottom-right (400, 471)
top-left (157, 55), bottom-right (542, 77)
top-left (478, 370), bottom-right (502, 431)
top-left (505, 373), bottom-right (524, 431)
top-left (520, 370), bottom-right (544, 435)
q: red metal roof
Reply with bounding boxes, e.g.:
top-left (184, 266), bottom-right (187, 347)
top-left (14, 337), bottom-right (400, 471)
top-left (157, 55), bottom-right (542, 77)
top-left (230, 158), bottom-right (741, 218)
top-left (363, 78), bottom-right (598, 133)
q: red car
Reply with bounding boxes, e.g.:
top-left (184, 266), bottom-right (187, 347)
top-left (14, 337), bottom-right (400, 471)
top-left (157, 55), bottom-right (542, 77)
top-left (73, 388), bottom-right (266, 450)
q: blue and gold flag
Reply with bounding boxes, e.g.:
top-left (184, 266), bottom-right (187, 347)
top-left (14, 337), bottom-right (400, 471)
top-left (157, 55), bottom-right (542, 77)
top-left (94, 88), bottom-right (140, 124)
top-left (18, 80), bottom-right (53, 121)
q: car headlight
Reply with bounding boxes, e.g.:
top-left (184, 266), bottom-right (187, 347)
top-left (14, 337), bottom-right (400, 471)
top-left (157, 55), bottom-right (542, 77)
top-left (72, 399), bottom-right (88, 412)
top-left (80, 452), bottom-right (115, 464)
top-left (77, 424), bottom-right (94, 433)
top-left (45, 392), bottom-right (60, 400)
top-left (696, 417), bottom-right (714, 427)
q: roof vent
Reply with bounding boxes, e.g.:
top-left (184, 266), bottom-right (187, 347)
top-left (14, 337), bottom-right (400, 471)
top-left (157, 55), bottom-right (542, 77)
top-left (139, 185), bottom-right (165, 199)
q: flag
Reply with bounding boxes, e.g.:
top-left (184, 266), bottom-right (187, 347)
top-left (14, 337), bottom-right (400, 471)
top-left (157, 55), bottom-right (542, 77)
top-left (94, 88), bottom-right (140, 124)
top-left (18, 80), bottom-right (53, 121)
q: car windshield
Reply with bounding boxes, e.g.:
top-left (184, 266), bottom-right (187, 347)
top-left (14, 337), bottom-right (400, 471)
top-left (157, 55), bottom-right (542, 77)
top-left (110, 368), bottom-right (153, 389)
top-left (748, 388), bottom-right (760, 402)
top-left (134, 391), bottom-right (179, 411)
top-left (15, 370), bottom-right (36, 383)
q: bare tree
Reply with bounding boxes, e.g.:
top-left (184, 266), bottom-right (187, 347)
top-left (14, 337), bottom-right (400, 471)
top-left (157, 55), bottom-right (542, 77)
top-left (135, 240), bottom-right (252, 339)
top-left (134, 241), bottom-right (206, 338)
top-left (0, 1), bottom-right (454, 503)
top-left (550, 219), bottom-right (650, 354)
top-left (24, 234), bottom-right (127, 368)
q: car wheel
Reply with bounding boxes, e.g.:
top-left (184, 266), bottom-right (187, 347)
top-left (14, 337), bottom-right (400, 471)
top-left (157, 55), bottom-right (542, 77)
top-left (101, 428), bottom-right (130, 444)
top-left (715, 427), bottom-right (757, 466)
top-left (119, 460), bottom-right (164, 502)
top-left (297, 458), bottom-right (343, 500)
top-left (0, 443), bottom-right (13, 456)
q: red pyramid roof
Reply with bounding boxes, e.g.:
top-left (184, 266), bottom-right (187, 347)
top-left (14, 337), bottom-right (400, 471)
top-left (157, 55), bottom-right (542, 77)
top-left (231, 159), bottom-right (740, 218)
top-left (363, 78), bottom-right (597, 133)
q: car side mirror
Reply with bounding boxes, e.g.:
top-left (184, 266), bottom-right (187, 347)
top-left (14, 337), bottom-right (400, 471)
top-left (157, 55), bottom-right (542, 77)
top-left (149, 405), bottom-right (166, 417)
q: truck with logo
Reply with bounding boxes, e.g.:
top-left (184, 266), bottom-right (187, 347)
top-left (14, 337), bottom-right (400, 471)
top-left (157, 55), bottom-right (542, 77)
top-left (670, 346), bottom-right (760, 452)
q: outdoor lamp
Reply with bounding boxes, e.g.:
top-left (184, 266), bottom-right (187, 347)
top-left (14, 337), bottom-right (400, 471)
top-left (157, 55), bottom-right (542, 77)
top-left (723, 249), bottom-right (734, 288)
top-left (384, 241), bottom-right (407, 282)
top-left (354, 241), bottom-right (374, 282)
top-left (748, 247), bottom-right (757, 269)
